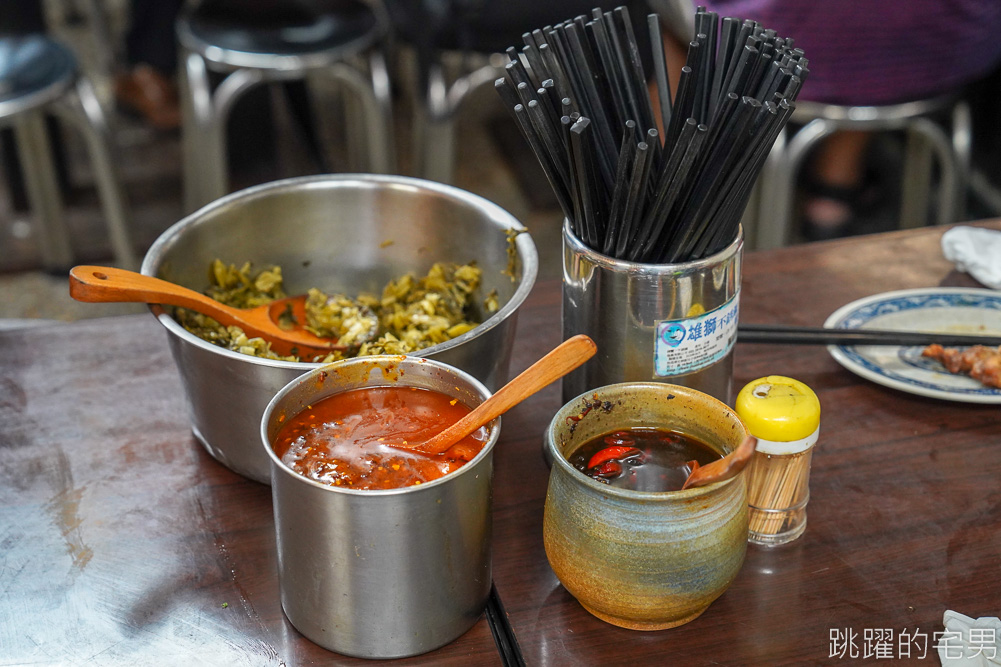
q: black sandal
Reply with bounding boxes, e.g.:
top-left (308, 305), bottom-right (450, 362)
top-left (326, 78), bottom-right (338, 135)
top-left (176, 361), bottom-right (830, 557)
top-left (799, 178), bottom-right (878, 242)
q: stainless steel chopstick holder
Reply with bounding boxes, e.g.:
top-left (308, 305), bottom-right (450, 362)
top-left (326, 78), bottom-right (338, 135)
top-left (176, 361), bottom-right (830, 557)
top-left (561, 221), bottom-right (743, 404)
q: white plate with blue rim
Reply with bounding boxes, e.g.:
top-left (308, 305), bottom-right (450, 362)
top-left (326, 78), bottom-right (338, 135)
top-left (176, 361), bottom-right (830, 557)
top-left (824, 287), bottom-right (1001, 404)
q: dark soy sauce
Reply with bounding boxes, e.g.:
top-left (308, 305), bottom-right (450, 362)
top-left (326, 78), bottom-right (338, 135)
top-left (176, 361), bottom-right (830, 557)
top-left (569, 428), bottom-right (722, 491)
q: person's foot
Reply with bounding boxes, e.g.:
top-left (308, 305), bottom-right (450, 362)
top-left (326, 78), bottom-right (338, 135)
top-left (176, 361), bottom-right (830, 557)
top-left (800, 172), bottom-right (884, 241)
top-left (114, 64), bottom-right (181, 131)
top-left (802, 194), bottom-right (854, 241)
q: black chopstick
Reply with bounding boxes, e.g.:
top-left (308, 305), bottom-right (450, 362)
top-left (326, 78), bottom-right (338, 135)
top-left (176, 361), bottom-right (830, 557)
top-left (737, 324), bottom-right (1001, 347)
top-left (495, 6), bottom-right (806, 264)
top-left (604, 120), bottom-right (638, 255)
top-left (648, 14), bottom-right (672, 135)
top-left (569, 117), bottom-right (605, 247)
top-left (614, 6), bottom-right (656, 132)
top-left (485, 584), bottom-right (526, 667)
top-left (613, 140), bottom-right (652, 258)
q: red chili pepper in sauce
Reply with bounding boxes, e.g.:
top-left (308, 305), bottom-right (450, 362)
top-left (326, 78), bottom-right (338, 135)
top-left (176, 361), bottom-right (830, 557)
top-left (593, 461), bottom-right (622, 477)
top-left (588, 445), bottom-right (642, 469)
top-left (604, 431), bottom-right (636, 447)
top-left (566, 404), bottom-right (594, 424)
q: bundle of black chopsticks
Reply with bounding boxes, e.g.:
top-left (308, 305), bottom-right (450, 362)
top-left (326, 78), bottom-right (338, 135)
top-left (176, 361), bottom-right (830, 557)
top-left (496, 5), bottom-right (808, 263)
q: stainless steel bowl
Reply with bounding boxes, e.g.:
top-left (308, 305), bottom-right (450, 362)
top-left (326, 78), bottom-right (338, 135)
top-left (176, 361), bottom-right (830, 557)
top-left (141, 174), bottom-right (537, 484)
top-left (261, 356), bottom-right (498, 658)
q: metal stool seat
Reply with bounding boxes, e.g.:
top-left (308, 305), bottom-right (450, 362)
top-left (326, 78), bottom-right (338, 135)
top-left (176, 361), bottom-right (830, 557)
top-left (0, 35), bottom-right (136, 270)
top-left (0, 36), bottom-right (76, 110)
top-left (750, 95), bottom-right (972, 249)
top-left (180, 2), bottom-right (380, 68)
top-left (177, 0), bottom-right (394, 211)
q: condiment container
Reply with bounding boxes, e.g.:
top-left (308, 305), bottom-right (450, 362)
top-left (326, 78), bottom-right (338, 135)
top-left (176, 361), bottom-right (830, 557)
top-left (561, 222), bottom-right (742, 406)
top-left (735, 375), bottom-right (821, 546)
top-left (260, 355), bottom-right (499, 658)
top-left (543, 382), bottom-right (751, 630)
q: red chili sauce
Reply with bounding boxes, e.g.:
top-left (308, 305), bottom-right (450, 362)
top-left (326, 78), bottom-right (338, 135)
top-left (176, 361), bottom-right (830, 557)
top-left (272, 386), bottom-right (488, 490)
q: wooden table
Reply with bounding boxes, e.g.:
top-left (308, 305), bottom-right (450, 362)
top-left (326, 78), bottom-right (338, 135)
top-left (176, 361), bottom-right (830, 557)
top-left (2, 221), bottom-right (999, 665)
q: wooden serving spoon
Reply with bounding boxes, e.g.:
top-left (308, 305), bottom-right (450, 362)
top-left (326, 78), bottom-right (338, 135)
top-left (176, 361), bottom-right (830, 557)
top-left (398, 334), bottom-right (597, 457)
top-left (681, 434), bottom-right (758, 490)
top-left (68, 265), bottom-right (377, 359)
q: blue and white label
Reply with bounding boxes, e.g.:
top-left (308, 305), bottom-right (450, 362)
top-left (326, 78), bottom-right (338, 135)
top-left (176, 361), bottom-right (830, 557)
top-left (654, 294), bottom-right (740, 377)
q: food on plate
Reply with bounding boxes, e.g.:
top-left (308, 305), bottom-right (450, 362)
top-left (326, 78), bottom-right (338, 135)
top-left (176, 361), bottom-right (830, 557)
top-left (175, 259), bottom-right (497, 362)
top-left (271, 385), bottom-right (489, 489)
top-left (922, 344), bottom-right (1001, 389)
top-left (568, 428), bottom-right (722, 491)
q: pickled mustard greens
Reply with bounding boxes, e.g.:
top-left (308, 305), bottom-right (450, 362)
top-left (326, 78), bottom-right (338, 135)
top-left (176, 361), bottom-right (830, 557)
top-left (174, 259), bottom-right (498, 362)
top-left (302, 289), bottom-right (378, 347)
top-left (358, 263), bottom-right (489, 356)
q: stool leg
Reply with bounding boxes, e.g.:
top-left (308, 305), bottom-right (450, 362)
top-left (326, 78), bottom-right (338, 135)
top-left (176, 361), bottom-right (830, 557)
top-left (751, 129), bottom-right (789, 250)
top-left (180, 49), bottom-right (212, 212)
top-left (198, 67), bottom-right (264, 208)
top-left (419, 115), bottom-right (455, 184)
top-left (417, 62), bottom-right (455, 184)
top-left (327, 60), bottom-right (394, 174)
top-left (905, 117), bottom-right (958, 226)
top-left (900, 128), bottom-right (933, 228)
top-left (57, 78), bottom-right (138, 270)
top-left (368, 49), bottom-right (396, 171)
top-left (951, 99), bottom-right (972, 220)
top-left (417, 61), bottom-right (499, 184)
top-left (180, 51), bottom-right (261, 212)
top-left (80, 0), bottom-right (117, 78)
top-left (14, 112), bottom-right (73, 272)
top-left (756, 118), bottom-right (835, 248)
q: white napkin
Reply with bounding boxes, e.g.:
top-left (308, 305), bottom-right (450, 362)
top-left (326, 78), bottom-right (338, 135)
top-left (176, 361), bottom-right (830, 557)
top-left (938, 611), bottom-right (1001, 666)
top-left (942, 226), bottom-right (1001, 289)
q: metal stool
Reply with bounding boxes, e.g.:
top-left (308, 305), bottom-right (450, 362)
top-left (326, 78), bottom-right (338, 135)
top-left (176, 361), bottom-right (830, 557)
top-left (0, 34), bottom-right (136, 271)
top-left (414, 52), bottom-right (502, 185)
top-left (392, 0), bottom-right (656, 185)
top-left (750, 95), bottom-right (972, 249)
top-left (177, 0), bottom-right (395, 212)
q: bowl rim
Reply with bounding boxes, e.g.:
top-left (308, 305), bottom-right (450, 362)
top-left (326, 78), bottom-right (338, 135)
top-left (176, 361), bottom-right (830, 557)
top-left (260, 354), bottom-right (500, 495)
top-left (545, 382), bottom-right (750, 499)
top-left (140, 174), bottom-right (539, 370)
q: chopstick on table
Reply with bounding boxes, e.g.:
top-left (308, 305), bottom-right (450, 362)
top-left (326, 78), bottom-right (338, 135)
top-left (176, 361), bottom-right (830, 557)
top-left (737, 324), bottom-right (1001, 347)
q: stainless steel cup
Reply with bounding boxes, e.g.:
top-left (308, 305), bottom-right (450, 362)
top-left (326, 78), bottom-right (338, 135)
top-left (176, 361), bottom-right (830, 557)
top-left (561, 222), bottom-right (743, 405)
top-left (261, 356), bottom-right (498, 659)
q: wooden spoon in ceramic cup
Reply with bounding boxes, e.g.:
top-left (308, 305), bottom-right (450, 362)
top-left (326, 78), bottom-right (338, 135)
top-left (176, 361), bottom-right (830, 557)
top-left (397, 334), bottom-right (597, 458)
top-left (681, 434), bottom-right (758, 490)
top-left (68, 265), bottom-right (378, 359)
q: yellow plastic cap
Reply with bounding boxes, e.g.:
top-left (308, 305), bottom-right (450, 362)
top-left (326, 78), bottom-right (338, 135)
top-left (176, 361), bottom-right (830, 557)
top-left (735, 376), bottom-right (821, 442)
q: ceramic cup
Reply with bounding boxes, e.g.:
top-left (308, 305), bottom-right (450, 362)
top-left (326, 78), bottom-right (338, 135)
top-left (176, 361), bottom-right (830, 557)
top-left (543, 382), bottom-right (750, 630)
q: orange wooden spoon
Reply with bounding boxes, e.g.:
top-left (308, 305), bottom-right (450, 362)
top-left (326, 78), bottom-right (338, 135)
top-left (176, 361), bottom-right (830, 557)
top-left (398, 334), bottom-right (597, 457)
top-left (681, 434), bottom-right (758, 490)
top-left (68, 265), bottom-right (377, 359)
